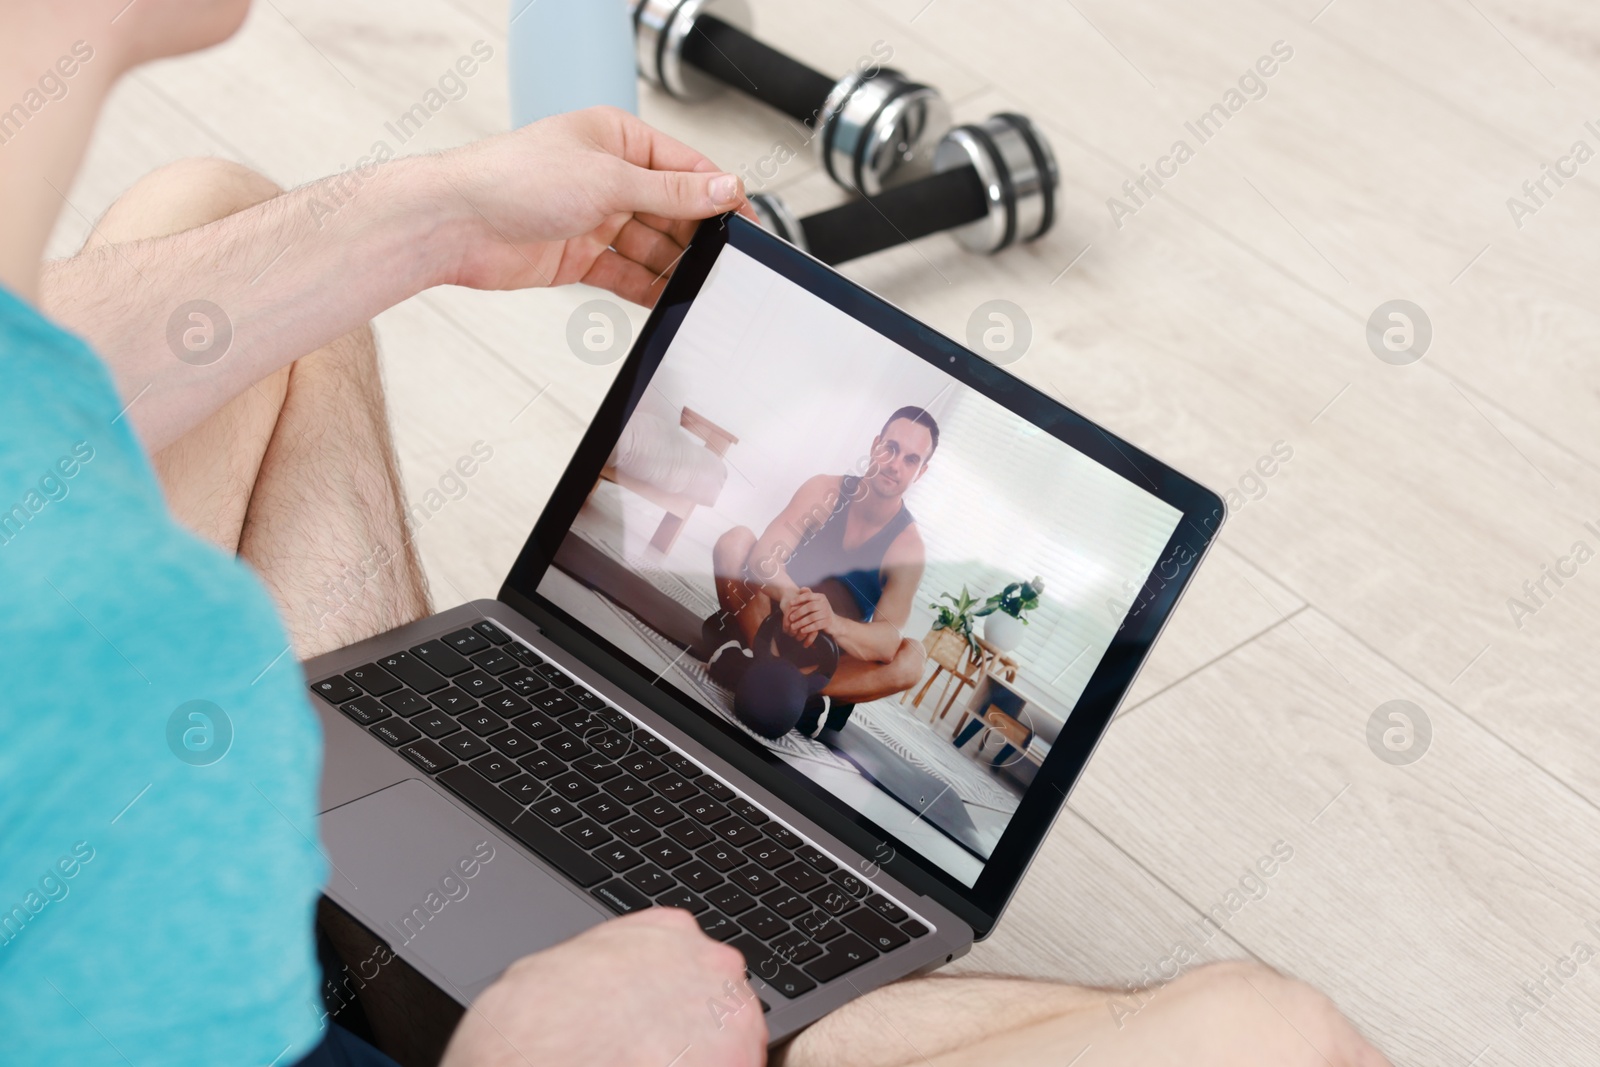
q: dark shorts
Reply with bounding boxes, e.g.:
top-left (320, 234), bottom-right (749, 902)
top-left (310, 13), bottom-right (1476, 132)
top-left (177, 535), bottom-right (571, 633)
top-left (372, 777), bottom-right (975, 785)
top-left (293, 1025), bottom-right (403, 1067)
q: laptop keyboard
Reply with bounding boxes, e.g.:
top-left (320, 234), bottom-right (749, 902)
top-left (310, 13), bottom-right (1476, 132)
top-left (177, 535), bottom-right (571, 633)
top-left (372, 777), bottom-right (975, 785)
top-left (311, 619), bottom-right (931, 1001)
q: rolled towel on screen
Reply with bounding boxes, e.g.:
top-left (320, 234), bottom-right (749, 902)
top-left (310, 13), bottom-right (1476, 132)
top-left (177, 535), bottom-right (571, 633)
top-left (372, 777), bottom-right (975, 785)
top-left (609, 413), bottom-right (728, 505)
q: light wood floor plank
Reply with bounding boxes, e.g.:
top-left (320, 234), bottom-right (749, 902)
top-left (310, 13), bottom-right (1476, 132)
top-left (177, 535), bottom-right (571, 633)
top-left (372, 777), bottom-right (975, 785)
top-left (951, 807), bottom-right (1252, 984)
top-left (1072, 608), bottom-right (1600, 1065)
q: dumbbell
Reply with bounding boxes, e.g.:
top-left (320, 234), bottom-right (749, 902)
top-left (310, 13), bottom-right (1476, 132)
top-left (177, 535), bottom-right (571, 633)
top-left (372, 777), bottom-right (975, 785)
top-left (632, 0), bottom-right (948, 195)
top-left (748, 113), bottom-right (1058, 265)
top-left (727, 612), bottom-right (840, 740)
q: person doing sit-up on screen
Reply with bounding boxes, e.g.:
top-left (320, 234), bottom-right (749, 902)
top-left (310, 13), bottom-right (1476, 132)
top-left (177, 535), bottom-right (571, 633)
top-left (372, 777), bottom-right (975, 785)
top-left (707, 406), bottom-right (936, 738)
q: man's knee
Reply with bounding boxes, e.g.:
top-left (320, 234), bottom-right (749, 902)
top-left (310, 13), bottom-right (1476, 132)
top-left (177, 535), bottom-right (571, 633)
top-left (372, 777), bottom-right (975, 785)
top-left (713, 525), bottom-right (757, 575)
top-left (1173, 960), bottom-right (1301, 1009)
top-left (1167, 961), bottom-right (1379, 1065)
top-left (314, 321), bottom-right (382, 385)
top-left (92, 158), bottom-right (282, 246)
top-left (888, 638), bottom-right (924, 691)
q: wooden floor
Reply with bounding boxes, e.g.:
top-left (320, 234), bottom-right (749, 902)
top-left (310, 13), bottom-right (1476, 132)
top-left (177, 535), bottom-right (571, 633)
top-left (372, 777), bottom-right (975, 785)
top-left (49, 1), bottom-right (1600, 1063)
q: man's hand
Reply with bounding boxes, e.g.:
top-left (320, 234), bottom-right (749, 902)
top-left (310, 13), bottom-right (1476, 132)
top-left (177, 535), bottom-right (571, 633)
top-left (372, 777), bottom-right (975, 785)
top-left (438, 107), bottom-right (755, 305)
top-left (440, 908), bottom-right (766, 1067)
top-left (783, 588), bottom-right (836, 648)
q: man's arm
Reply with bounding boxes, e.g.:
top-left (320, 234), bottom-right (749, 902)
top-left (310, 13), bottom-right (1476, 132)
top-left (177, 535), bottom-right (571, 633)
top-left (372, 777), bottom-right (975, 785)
top-left (42, 108), bottom-right (749, 454)
top-left (743, 474), bottom-right (841, 606)
top-left (787, 524), bottom-right (925, 663)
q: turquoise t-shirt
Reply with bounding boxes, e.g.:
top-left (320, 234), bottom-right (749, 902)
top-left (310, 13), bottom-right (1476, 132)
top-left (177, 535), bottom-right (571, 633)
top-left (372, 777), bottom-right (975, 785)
top-left (0, 285), bottom-right (328, 1064)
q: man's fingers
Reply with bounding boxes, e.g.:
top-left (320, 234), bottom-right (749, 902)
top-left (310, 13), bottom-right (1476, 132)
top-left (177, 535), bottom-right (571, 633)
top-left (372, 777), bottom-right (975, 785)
top-left (782, 589), bottom-right (816, 627)
top-left (606, 903), bottom-right (703, 935)
top-left (791, 606), bottom-right (829, 634)
top-left (634, 211), bottom-right (703, 247)
top-left (611, 218), bottom-right (685, 278)
top-left (581, 248), bottom-right (671, 308)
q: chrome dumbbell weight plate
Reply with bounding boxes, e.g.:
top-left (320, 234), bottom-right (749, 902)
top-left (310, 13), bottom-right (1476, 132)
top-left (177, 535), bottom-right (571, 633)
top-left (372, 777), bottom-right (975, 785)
top-left (818, 67), bottom-right (950, 195)
top-left (933, 113), bottom-right (1058, 254)
top-left (749, 193), bottom-right (809, 254)
top-left (632, 0), bottom-right (949, 194)
top-left (633, 0), bottom-right (753, 101)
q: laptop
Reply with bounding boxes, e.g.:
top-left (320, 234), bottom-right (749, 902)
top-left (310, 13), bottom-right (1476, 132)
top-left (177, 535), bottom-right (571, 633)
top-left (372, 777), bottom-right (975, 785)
top-left (305, 213), bottom-right (1225, 1044)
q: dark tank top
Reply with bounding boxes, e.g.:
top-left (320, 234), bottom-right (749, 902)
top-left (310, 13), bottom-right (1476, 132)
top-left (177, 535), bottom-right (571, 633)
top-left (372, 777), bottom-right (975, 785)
top-left (785, 475), bottom-right (915, 622)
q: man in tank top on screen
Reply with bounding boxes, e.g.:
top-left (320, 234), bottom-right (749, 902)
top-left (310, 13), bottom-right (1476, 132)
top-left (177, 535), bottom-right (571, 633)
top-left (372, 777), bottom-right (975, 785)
top-left (709, 406), bottom-right (936, 737)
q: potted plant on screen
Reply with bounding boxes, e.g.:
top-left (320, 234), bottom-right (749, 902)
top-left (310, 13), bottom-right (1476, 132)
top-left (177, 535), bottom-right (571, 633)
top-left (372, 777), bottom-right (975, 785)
top-left (977, 576), bottom-right (1045, 653)
top-left (929, 586), bottom-right (984, 660)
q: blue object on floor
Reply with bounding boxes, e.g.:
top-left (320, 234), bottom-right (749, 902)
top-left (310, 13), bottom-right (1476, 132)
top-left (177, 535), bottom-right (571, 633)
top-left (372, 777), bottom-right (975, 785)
top-left (954, 712), bottom-right (1037, 770)
top-left (953, 717), bottom-right (1016, 767)
top-left (508, 0), bottom-right (639, 127)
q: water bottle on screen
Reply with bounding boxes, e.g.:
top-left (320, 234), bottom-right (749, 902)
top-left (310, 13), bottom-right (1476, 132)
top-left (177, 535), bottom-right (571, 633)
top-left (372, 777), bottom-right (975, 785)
top-left (508, 0), bottom-right (639, 127)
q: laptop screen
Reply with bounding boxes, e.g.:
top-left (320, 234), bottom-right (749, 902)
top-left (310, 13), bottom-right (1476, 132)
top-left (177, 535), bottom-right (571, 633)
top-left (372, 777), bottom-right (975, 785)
top-left (532, 241), bottom-right (1186, 889)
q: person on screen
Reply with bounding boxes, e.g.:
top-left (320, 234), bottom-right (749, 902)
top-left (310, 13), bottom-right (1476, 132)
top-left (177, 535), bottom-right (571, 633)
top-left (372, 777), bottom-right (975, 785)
top-left (707, 406), bottom-right (937, 738)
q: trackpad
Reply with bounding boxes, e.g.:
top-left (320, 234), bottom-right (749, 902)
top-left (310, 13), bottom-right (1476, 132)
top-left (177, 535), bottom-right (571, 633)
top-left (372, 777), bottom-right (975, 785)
top-left (321, 779), bottom-right (606, 995)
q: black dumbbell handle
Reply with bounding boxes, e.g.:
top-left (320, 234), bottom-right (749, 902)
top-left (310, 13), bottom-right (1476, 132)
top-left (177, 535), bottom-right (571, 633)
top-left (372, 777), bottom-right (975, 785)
top-left (679, 15), bottom-right (838, 126)
top-left (799, 166), bottom-right (990, 266)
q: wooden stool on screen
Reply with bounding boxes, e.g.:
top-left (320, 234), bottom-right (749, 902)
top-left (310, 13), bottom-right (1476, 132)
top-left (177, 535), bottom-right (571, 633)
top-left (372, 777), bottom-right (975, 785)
top-left (904, 628), bottom-right (980, 723)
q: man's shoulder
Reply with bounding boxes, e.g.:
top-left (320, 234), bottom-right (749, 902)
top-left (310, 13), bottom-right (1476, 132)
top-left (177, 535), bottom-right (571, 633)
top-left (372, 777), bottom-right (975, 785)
top-left (0, 294), bottom-right (328, 1065)
top-left (793, 472), bottom-right (846, 504)
top-left (811, 472), bottom-right (848, 492)
top-left (885, 515), bottom-right (926, 563)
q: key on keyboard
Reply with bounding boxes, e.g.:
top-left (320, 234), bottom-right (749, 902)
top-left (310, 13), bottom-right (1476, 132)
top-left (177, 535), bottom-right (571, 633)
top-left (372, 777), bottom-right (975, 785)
top-left (445, 628), bottom-right (491, 655)
top-left (376, 652), bottom-right (447, 694)
top-left (345, 664), bottom-right (401, 696)
top-left (412, 640), bottom-right (472, 676)
top-left (473, 620), bottom-right (512, 645)
top-left (312, 676), bottom-right (362, 703)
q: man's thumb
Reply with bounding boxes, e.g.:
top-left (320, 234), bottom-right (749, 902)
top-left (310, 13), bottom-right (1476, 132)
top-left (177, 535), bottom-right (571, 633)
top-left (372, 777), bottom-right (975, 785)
top-left (632, 165), bottom-right (744, 219)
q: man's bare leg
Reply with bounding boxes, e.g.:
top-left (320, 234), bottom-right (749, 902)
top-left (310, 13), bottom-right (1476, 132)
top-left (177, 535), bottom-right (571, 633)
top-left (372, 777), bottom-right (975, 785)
top-left (43, 157), bottom-right (430, 655)
top-left (712, 524), bottom-right (771, 644)
top-left (235, 318), bottom-right (430, 654)
top-left (823, 638), bottom-right (925, 703)
top-left (778, 963), bottom-right (1390, 1067)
